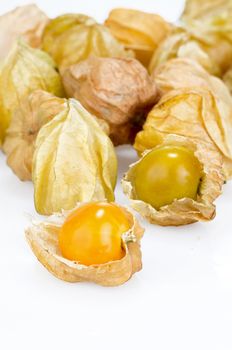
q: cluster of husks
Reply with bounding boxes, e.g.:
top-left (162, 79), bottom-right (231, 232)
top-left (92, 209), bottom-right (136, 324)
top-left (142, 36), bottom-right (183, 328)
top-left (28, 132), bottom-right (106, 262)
top-left (0, 1), bottom-right (231, 286)
top-left (121, 0), bottom-right (232, 227)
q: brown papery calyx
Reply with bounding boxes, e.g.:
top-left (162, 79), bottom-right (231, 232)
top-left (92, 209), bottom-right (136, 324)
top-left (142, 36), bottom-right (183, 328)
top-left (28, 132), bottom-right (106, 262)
top-left (61, 56), bottom-right (158, 145)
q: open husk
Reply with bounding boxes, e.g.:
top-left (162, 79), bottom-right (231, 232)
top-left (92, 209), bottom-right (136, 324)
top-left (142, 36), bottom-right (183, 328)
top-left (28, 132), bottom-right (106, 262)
top-left (42, 14), bottom-right (133, 69)
top-left (105, 8), bottom-right (172, 67)
top-left (61, 56), bottom-right (158, 145)
top-left (33, 99), bottom-right (117, 215)
top-left (134, 87), bottom-right (232, 179)
top-left (0, 40), bottom-right (64, 143)
top-left (3, 91), bottom-right (66, 181)
top-left (0, 4), bottom-right (49, 61)
top-left (123, 135), bottom-right (224, 226)
top-left (25, 205), bottom-right (144, 286)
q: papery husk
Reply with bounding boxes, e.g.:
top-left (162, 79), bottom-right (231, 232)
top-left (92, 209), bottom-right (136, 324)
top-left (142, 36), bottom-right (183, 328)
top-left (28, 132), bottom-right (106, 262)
top-left (3, 91), bottom-right (66, 181)
top-left (61, 56), bottom-right (158, 145)
top-left (154, 59), bottom-right (232, 175)
top-left (33, 99), bottom-right (117, 215)
top-left (0, 4), bottom-right (49, 61)
top-left (181, 26), bottom-right (232, 76)
top-left (134, 87), bottom-right (232, 179)
top-left (0, 40), bottom-right (64, 142)
top-left (42, 14), bottom-right (133, 69)
top-left (149, 28), bottom-right (217, 75)
top-left (179, 0), bottom-right (232, 76)
top-left (154, 58), bottom-right (232, 97)
top-left (123, 135), bottom-right (224, 226)
top-left (105, 8), bottom-right (172, 67)
top-left (181, 0), bottom-right (232, 21)
top-left (25, 205), bottom-right (144, 286)
top-left (149, 27), bottom-right (222, 76)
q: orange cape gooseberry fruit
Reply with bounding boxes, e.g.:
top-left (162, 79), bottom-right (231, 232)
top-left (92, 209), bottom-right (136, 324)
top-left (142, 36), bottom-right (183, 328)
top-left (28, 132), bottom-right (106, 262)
top-left (59, 202), bottom-right (131, 265)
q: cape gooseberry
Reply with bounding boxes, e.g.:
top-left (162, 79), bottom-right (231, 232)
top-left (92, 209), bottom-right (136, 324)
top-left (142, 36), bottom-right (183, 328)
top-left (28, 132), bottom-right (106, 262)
top-left (59, 202), bottom-right (131, 265)
top-left (133, 145), bottom-right (202, 210)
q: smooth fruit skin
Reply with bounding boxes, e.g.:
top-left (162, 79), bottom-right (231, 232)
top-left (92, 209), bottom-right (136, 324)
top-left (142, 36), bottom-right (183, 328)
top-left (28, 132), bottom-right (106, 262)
top-left (133, 146), bottom-right (202, 210)
top-left (59, 202), bottom-right (131, 265)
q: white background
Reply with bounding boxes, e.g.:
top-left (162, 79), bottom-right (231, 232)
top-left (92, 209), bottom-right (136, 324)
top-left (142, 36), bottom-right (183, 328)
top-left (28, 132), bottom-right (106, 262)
top-left (1, 1), bottom-right (232, 350)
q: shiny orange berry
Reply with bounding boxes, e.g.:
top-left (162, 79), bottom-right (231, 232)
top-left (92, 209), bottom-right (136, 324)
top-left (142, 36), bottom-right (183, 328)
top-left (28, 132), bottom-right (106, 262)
top-left (59, 202), bottom-right (131, 265)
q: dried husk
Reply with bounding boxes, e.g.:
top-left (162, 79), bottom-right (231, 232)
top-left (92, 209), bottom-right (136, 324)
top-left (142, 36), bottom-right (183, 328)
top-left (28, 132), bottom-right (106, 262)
top-left (179, 0), bottom-right (232, 93)
top-left (0, 4), bottom-right (49, 61)
top-left (3, 91), bottom-right (66, 181)
top-left (33, 99), bottom-right (117, 215)
top-left (181, 0), bottom-right (232, 21)
top-left (178, 0), bottom-right (232, 76)
top-left (149, 27), bottom-right (221, 76)
top-left (134, 87), bottom-right (232, 179)
top-left (0, 40), bottom-right (64, 143)
top-left (154, 59), bottom-right (232, 177)
top-left (154, 58), bottom-right (232, 97)
top-left (123, 135), bottom-right (224, 226)
top-left (149, 3), bottom-right (232, 77)
top-left (105, 8), bottom-right (172, 67)
top-left (25, 204), bottom-right (144, 286)
top-left (42, 14), bottom-right (133, 69)
top-left (61, 56), bottom-right (158, 145)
